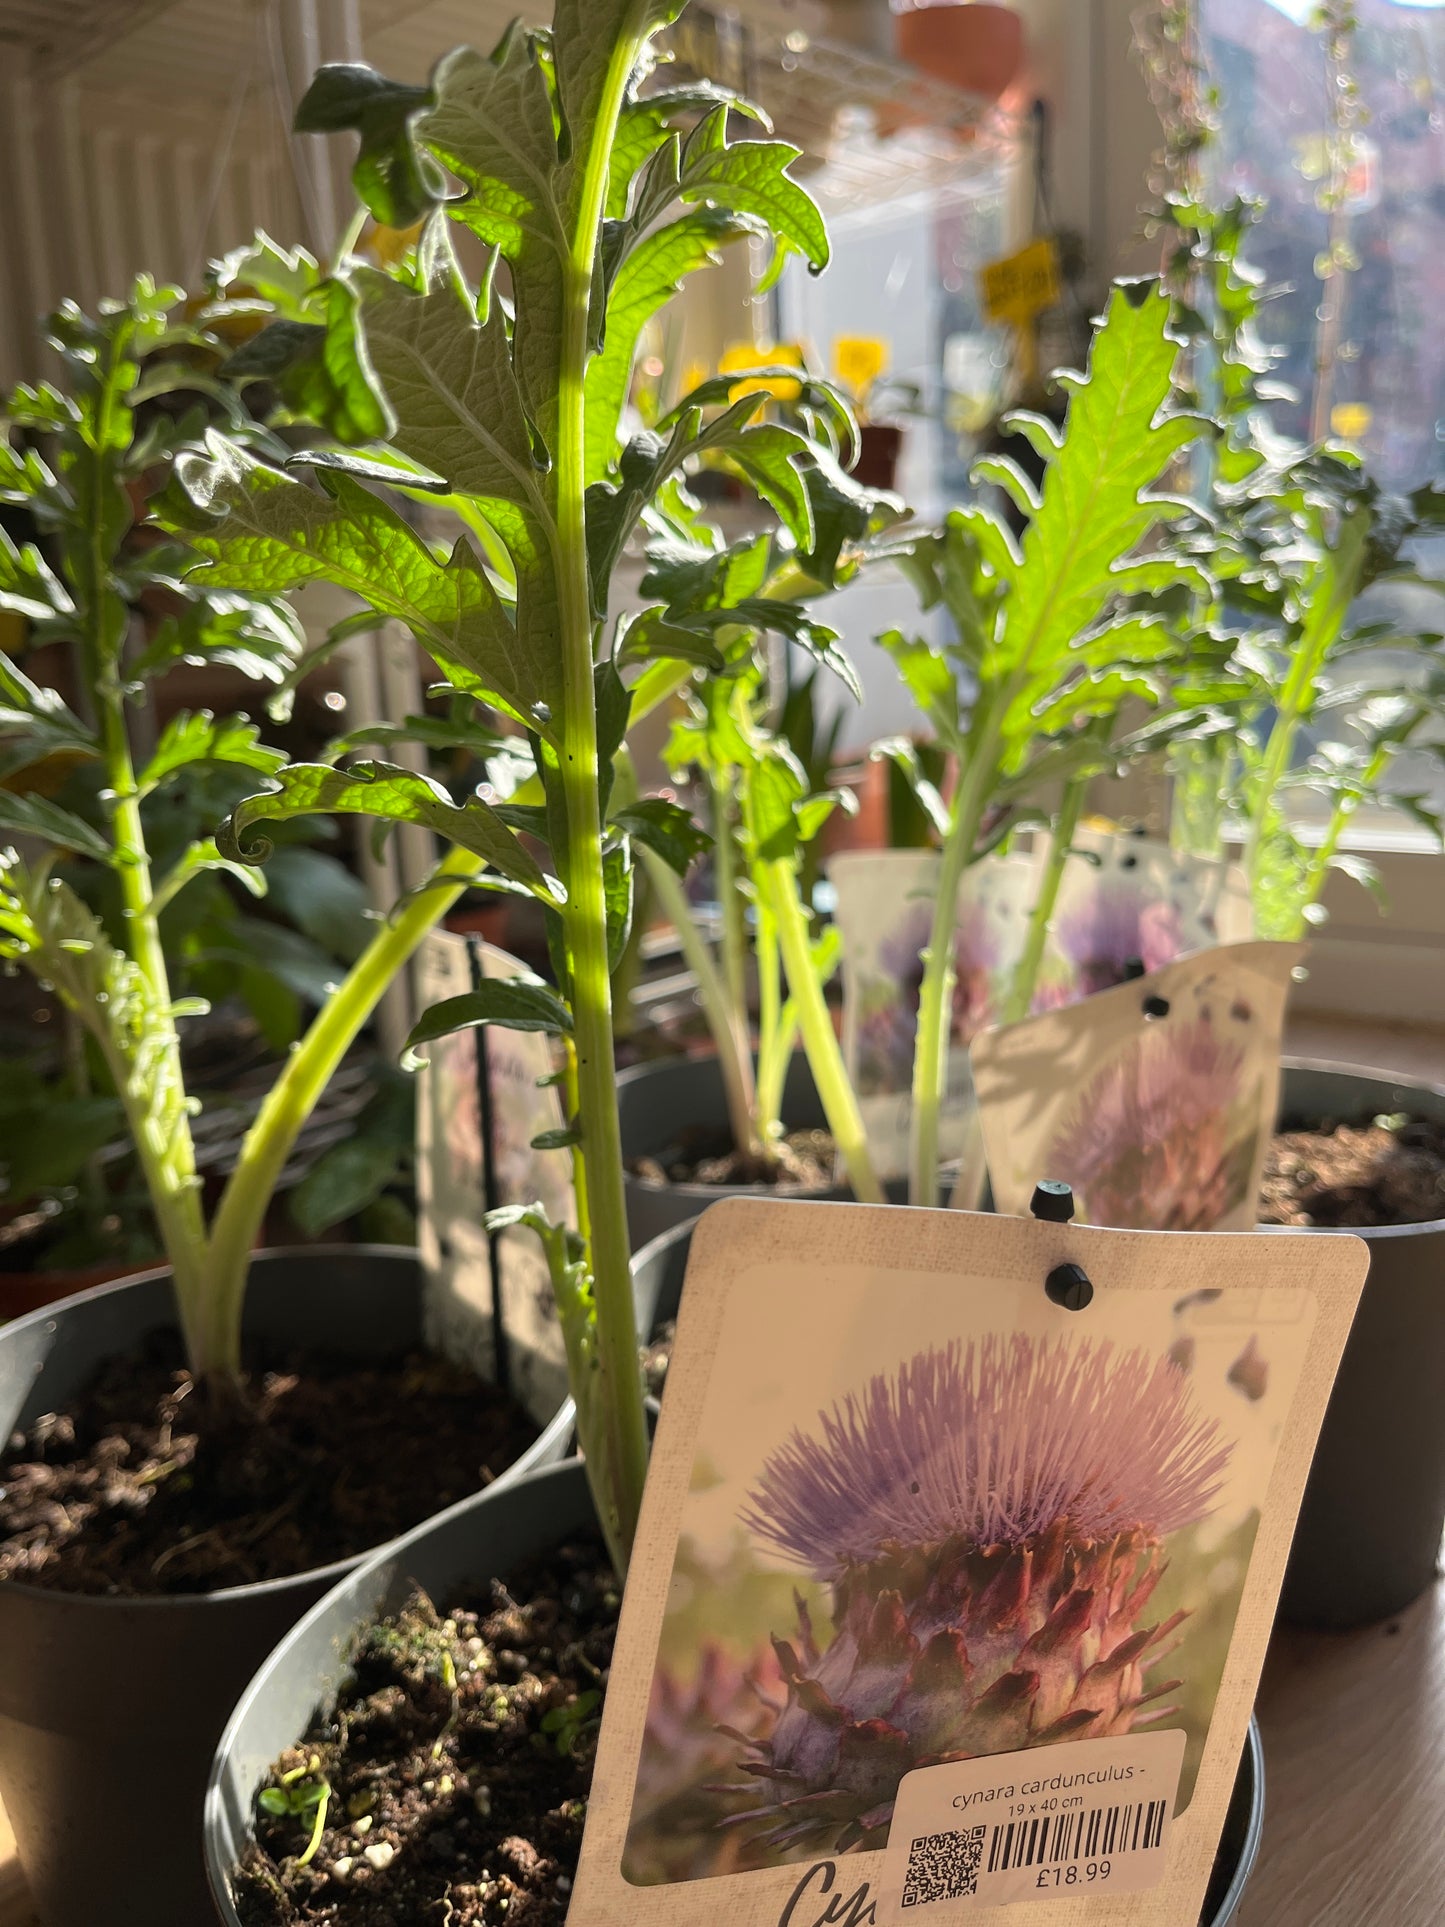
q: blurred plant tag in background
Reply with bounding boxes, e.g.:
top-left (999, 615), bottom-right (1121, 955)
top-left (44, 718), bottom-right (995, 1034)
top-left (1037, 830), bottom-right (1252, 1010)
top-left (568, 1198), bottom-right (1366, 1926)
top-left (415, 932), bottom-right (571, 1424)
top-left (831, 838), bottom-right (1251, 1186)
top-left (971, 942), bottom-right (1305, 1231)
top-left (831, 849), bottom-right (1034, 1180)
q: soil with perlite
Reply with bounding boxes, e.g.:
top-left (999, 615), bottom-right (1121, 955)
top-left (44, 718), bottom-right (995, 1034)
top-left (1259, 1113), bottom-right (1445, 1228)
top-left (235, 1539), bottom-right (616, 1927)
top-left (0, 1342), bottom-right (539, 1596)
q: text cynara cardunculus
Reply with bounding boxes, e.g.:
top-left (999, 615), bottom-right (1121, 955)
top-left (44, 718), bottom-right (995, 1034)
top-left (723, 1337), bottom-right (1229, 1856)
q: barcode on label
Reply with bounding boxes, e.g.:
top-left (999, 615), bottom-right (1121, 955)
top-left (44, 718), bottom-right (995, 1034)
top-left (987, 1799), bottom-right (1169, 1874)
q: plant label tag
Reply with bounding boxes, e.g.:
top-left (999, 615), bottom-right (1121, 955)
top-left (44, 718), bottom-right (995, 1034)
top-left (879, 1731), bottom-right (1185, 1919)
top-left (568, 1197), bottom-right (1368, 1927)
top-left (971, 941), bottom-right (1305, 1232)
top-left (415, 934), bottom-right (572, 1424)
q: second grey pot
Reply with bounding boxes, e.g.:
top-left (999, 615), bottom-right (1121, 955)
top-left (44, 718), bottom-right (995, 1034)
top-left (617, 1052), bottom-right (848, 1248)
top-left (0, 1247), bottom-right (571, 1927)
top-left (1275, 1061), bottom-right (1445, 1629)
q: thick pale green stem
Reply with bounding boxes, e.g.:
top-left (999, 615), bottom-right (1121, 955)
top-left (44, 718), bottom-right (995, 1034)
top-left (753, 898), bottom-right (787, 1144)
top-left (762, 858), bottom-right (883, 1203)
top-left (1001, 781), bottom-right (1087, 1027)
top-left (908, 734), bottom-right (997, 1206)
top-left (200, 851), bottom-right (485, 1371)
top-left (76, 358), bottom-right (209, 1362)
top-left (553, 7), bottom-right (653, 1575)
top-left (639, 846), bottom-right (758, 1154)
top-left (713, 777), bottom-right (751, 1049)
top-left (1244, 511), bottom-right (1366, 907)
top-left (946, 779), bottom-right (1085, 1215)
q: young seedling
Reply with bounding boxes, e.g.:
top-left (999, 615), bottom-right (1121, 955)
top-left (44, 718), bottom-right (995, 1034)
top-left (639, 534), bottom-right (882, 1194)
top-left (169, 0), bottom-right (890, 1570)
top-left (258, 1757), bottom-right (331, 1868)
top-left (879, 281), bottom-right (1217, 1205)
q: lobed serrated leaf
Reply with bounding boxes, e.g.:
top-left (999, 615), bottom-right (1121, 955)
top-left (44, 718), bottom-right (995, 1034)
top-left (218, 760), bottom-right (551, 895)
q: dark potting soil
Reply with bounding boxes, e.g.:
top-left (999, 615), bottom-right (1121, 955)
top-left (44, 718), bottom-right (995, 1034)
top-left (0, 1343), bottom-right (540, 1596)
top-left (1259, 1113), bottom-right (1445, 1228)
top-left (236, 1543), bottom-right (1246, 1927)
top-left (236, 1538), bottom-right (617, 1927)
top-left (627, 1124), bottom-right (838, 1193)
top-left (640, 1320), bottom-right (675, 1400)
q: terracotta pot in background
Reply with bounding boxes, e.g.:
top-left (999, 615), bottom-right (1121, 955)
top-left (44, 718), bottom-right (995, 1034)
top-left (893, 0), bottom-right (1026, 102)
top-left (850, 421), bottom-right (904, 491)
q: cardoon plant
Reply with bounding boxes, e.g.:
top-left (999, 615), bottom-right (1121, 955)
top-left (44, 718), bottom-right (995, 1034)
top-left (875, 281), bottom-right (1233, 1204)
top-left (643, 620), bottom-right (883, 1198)
top-left (725, 1335), bottom-right (1229, 1854)
top-left (0, 284), bottom-right (405, 1373)
top-left (168, 0), bottom-right (889, 1569)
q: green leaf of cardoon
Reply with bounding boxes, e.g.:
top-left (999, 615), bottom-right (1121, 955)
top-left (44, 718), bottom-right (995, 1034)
top-left (352, 267), bottom-right (563, 710)
top-left (137, 712), bottom-right (287, 797)
top-left (0, 794), bottom-right (109, 859)
top-left (404, 978), bottom-right (574, 1052)
top-left (294, 65), bottom-right (443, 228)
top-left (583, 208), bottom-right (753, 476)
top-left (169, 435), bottom-right (559, 742)
top-left (420, 28), bottom-right (569, 448)
top-left (222, 281), bottom-right (387, 446)
top-left (218, 761), bottom-right (552, 896)
top-left (609, 797), bottom-right (710, 875)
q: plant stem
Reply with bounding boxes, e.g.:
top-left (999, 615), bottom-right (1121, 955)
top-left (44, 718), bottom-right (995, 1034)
top-left (761, 857), bottom-right (883, 1204)
top-left (1000, 778), bottom-right (1087, 1027)
top-left (753, 896), bottom-right (785, 1144)
top-left (947, 776), bottom-right (1084, 1216)
top-left (1299, 740), bottom-right (1387, 936)
top-left (713, 775), bottom-right (751, 1054)
top-left (1244, 509), bottom-right (1366, 909)
top-left (552, 5), bottom-right (653, 1576)
top-left (908, 726), bottom-right (997, 1206)
top-left (639, 846), bottom-right (758, 1154)
top-left (77, 340), bottom-right (209, 1362)
top-left (201, 849), bottom-right (485, 1372)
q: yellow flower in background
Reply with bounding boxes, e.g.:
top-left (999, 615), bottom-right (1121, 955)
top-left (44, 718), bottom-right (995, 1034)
top-left (367, 220), bottom-right (424, 267)
top-left (718, 340), bottom-right (804, 402)
top-left (833, 335), bottom-right (888, 399)
top-left (1331, 402), bottom-right (1372, 443)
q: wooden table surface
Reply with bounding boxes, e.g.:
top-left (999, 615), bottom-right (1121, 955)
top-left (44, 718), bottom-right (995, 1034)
top-left (0, 1574), bottom-right (1440, 1925)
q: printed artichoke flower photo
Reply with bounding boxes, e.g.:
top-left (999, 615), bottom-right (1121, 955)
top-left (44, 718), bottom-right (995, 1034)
top-left (622, 1269), bottom-right (1311, 1888)
top-left (1048, 1016), bottom-right (1264, 1231)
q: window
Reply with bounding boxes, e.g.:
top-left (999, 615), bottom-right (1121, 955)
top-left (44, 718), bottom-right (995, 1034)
top-left (1201, 0), bottom-right (1445, 490)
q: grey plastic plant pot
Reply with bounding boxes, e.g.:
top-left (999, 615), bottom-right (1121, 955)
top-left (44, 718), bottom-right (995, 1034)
top-left (1274, 1061), bottom-right (1445, 1630)
top-left (0, 1246), bottom-right (573, 1927)
top-left (618, 1052), bottom-right (849, 1248)
top-left (205, 1451), bottom-right (1266, 1927)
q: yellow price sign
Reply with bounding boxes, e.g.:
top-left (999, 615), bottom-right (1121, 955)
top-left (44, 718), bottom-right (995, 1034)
top-left (979, 238), bottom-right (1062, 327)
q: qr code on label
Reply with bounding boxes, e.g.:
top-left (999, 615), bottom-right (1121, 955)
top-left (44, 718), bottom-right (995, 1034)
top-left (901, 1826), bottom-right (987, 1907)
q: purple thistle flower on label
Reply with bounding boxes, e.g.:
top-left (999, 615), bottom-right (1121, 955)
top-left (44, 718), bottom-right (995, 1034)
top-left (857, 899), bottom-right (1002, 1092)
top-left (1051, 881), bottom-right (1185, 1001)
top-left (1050, 1017), bottom-right (1253, 1230)
top-left (721, 1336), bottom-right (1229, 1857)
